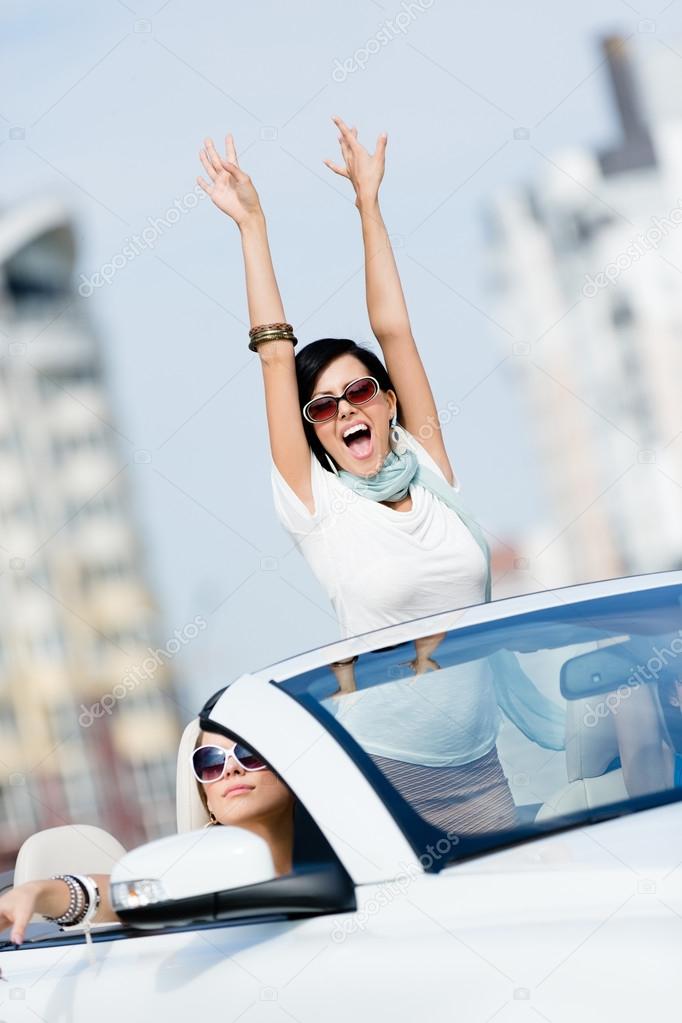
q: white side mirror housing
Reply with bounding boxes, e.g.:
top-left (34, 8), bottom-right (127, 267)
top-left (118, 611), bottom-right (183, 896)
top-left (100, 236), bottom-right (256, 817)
top-left (110, 826), bottom-right (275, 923)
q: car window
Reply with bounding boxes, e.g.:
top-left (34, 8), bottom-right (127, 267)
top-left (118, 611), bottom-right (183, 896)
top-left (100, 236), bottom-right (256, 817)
top-left (279, 583), bottom-right (682, 865)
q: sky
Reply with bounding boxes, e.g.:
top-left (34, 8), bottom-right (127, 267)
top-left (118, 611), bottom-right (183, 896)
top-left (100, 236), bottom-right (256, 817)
top-left (3, 0), bottom-right (682, 709)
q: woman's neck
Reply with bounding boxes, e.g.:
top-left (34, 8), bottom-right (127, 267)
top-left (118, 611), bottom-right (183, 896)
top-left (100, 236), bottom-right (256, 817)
top-left (245, 806), bottom-right (295, 876)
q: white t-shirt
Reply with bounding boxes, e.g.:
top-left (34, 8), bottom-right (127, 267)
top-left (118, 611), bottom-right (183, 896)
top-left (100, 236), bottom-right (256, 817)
top-left (322, 659), bottom-right (500, 766)
top-left (271, 430), bottom-right (488, 639)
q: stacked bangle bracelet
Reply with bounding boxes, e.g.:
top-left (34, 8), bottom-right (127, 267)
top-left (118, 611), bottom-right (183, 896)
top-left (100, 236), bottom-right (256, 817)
top-left (248, 321), bottom-right (298, 353)
top-left (44, 873), bottom-right (101, 929)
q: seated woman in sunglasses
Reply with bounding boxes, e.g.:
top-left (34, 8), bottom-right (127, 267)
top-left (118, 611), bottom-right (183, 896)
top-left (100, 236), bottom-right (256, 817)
top-left (196, 121), bottom-right (563, 827)
top-left (0, 732), bottom-right (295, 946)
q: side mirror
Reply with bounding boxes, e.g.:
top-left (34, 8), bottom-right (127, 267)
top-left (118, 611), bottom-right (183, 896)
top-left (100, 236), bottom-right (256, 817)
top-left (110, 826), bottom-right (275, 928)
top-left (110, 825), bottom-right (356, 930)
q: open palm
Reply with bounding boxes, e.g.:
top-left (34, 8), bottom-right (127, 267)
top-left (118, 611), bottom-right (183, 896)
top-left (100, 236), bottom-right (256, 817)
top-left (323, 115), bottom-right (387, 207)
top-left (197, 134), bottom-right (261, 226)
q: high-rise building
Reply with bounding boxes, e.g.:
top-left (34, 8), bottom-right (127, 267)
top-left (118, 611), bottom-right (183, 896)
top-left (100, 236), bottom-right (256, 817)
top-left (0, 196), bottom-right (182, 869)
top-left (485, 34), bottom-right (682, 588)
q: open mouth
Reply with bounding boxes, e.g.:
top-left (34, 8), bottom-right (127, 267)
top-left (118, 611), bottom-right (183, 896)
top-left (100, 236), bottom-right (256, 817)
top-left (342, 422), bottom-right (373, 459)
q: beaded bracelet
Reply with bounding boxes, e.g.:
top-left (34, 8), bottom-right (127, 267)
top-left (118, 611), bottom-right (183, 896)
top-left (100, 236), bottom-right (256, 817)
top-left (248, 321), bottom-right (293, 338)
top-left (43, 874), bottom-right (85, 925)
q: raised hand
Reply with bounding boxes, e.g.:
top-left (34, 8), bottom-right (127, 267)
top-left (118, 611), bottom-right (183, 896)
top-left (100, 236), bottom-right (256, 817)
top-left (323, 115), bottom-right (387, 208)
top-left (197, 134), bottom-right (262, 226)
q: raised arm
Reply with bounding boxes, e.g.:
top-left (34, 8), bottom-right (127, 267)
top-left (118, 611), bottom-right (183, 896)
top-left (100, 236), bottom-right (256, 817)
top-left (198, 135), bottom-right (313, 511)
top-left (324, 117), bottom-right (455, 485)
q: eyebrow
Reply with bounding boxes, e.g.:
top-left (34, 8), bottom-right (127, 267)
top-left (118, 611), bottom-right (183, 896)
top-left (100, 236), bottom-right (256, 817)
top-left (310, 377), bottom-right (357, 400)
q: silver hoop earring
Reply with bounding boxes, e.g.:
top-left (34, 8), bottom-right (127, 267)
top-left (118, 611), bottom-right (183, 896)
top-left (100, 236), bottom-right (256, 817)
top-left (325, 453), bottom-right (340, 476)
top-left (388, 415), bottom-right (400, 448)
top-left (390, 417), bottom-right (407, 455)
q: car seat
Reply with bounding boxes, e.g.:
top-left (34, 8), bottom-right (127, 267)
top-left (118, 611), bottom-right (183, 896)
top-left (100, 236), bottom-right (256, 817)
top-left (12, 718), bottom-right (207, 930)
top-left (535, 696), bottom-right (628, 821)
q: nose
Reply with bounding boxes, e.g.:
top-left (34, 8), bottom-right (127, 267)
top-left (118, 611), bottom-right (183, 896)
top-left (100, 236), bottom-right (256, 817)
top-left (223, 752), bottom-right (245, 775)
top-left (337, 398), bottom-right (354, 419)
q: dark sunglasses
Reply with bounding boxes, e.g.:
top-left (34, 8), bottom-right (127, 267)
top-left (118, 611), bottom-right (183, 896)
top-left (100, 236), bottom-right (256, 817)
top-left (191, 742), bottom-right (267, 783)
top-left (302, 375), bottom-right (380, 424)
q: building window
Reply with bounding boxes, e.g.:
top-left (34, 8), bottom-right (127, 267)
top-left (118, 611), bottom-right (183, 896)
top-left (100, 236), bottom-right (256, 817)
top-left (52, 429), bottom-right (104, 465)
top-left (62, 766), bottom-right (99, 821)
top-left (80, 559), bottom-right (131, 592)
top-left (66, 490), bottom-right (119, 525)
top-left (611, 297), bottom-right (634, 327)
top-left (130, 757), bottom-right (176, 837)
top-left (0, 701), bottom-right (18, 737)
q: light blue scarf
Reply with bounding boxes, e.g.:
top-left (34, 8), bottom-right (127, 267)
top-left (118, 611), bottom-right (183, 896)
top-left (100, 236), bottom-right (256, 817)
top-left (336, 430), bottom-right (566, 751)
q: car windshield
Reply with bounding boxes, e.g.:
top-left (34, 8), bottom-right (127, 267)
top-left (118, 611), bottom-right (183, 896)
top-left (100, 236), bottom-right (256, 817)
top-left (278, 582), bottom-right (682, 866)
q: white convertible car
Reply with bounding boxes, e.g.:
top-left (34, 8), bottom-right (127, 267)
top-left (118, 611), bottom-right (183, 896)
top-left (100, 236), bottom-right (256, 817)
top-left (1, 571), bottom-right (682, 1022)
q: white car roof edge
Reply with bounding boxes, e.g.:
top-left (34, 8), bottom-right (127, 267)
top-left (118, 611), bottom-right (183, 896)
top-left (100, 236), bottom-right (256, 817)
top-left (249, 569), bottom-right (682, 685)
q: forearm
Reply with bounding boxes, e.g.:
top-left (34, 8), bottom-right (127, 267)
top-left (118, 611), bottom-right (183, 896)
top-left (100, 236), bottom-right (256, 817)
top-left (358, 197), bottom-right (410, 339)
top-left (238, 210), bottom-right (287, 330)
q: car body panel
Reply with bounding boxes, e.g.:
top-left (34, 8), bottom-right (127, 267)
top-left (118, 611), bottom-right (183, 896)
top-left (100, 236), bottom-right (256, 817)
top-left (2, 802), bottom-right (680, 1022)
top-left (2, 572), bottom-right (682, 1021)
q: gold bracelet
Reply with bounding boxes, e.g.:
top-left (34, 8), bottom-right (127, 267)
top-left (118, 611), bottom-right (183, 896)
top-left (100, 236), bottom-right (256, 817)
top-left (248, 331), bottom-right (298, 353)
top-left (249, 329), bottom-right (294, 341)
top-left (249, 321), bottom-right (293, 338)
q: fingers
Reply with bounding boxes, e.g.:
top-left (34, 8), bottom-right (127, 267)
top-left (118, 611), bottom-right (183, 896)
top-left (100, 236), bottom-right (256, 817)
top-left (196, 175), bottom-right (212, 193)
top-left (199, 148), bottom-right (218, 181)
top-left (11, 906), bottom-right (31, 946)
top-left (323, 158), bottom-right (349, 178)
top-left (0, 905), bottom-right (29, 946)
top-left (332, 115), bottom-right (357, 147)
top-left (225, 132), bottom-right (239, 167)
top-left (221, 159), bottom-right (242, 179)
top-left (338, 134), bottom-right (352, 165)
top-left (204, 137), bottom-right (225, 175)
top-left (199, 141), bottom-right (240, 185)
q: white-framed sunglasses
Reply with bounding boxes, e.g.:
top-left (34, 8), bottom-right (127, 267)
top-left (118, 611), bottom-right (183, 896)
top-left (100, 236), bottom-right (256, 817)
top-left (191, 742), bottom-right (267, 783)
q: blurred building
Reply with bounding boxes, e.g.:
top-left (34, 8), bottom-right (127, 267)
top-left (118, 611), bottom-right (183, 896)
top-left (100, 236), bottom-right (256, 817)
top-left (486, 34), bottom-right (682, 587)
top-left (0, 197), bottom-right (181, 869)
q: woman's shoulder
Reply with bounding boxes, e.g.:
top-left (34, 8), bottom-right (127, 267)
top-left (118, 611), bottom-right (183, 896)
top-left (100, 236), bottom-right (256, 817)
top-left (400, 427), bottom-right (460, 492)
top-left (270, 446), bottom-right (344, 536)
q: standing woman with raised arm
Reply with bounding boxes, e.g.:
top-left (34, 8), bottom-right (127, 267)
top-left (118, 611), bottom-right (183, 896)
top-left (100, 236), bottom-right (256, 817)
top-left (197, 122), bottom-right (490, 636)
top-left (196, 122), bottom-right (563, 832)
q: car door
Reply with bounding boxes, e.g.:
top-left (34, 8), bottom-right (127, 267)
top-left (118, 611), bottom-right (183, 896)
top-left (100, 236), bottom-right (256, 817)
top-left (0, 674), bottom-right (426, 1022)
top-left (3, 573), bottom-right (682, 1022)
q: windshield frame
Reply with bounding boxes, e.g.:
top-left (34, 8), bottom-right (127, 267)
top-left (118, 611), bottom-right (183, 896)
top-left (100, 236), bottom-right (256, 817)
top-left (275, 581), bottom-right (682, 869)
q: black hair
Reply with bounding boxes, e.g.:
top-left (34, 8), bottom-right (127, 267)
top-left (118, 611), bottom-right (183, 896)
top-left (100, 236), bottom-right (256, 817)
top-left (294, 338), bottom-right (400, 471)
